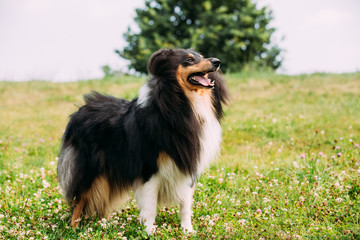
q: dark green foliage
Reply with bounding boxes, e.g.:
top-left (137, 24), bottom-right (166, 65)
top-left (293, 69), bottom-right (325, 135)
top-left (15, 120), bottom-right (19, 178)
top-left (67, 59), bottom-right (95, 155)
top-left (116, 0), bottom-right (283, 73)
top-left (101, 65), bottom-right (114, 78)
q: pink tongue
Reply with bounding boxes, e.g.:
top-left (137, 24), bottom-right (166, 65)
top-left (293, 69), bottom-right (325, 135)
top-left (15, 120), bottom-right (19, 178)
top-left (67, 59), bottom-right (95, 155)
top-left (195, 75), bottom-right (211, 86)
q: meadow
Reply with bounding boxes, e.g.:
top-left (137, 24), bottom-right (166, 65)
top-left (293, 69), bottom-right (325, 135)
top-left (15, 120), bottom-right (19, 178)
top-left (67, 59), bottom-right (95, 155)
top-left (0, 72), bottom-right (359, 239)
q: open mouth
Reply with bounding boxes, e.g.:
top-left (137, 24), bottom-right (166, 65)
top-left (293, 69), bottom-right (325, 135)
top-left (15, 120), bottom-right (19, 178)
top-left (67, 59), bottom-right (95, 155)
top-left (187, 71), bottom-right (215, 88)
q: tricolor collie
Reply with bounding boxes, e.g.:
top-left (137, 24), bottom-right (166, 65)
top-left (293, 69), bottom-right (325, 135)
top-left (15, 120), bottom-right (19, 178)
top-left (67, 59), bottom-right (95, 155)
top-left (57, 48), bottom-right (229, 233)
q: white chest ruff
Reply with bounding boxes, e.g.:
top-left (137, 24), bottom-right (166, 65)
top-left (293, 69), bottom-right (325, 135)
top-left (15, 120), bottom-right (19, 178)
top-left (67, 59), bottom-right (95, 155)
top-left (198, 116), bottom-right (221, 172)
top-left (191, 91), bottom-right (222, 175)
top-left (151, 92), bottom-right (221, 205)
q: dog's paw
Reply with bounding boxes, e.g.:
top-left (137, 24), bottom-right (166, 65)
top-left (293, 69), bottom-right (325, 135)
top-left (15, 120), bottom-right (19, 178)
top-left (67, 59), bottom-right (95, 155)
top-left (181, 224), bottom-right (195, 234)
top-left (145, 224), bottom-right (157, 235)
top-left (70, 217), bottom-right (81, 228)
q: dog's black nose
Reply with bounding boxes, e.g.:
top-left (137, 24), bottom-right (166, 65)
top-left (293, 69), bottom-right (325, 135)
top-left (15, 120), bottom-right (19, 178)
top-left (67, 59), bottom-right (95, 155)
top-left (211, 58), bottom-right (221, 68)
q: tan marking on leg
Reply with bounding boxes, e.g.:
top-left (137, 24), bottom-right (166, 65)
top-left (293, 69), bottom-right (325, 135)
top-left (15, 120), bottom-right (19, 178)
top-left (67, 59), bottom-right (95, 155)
top-left (70, 177), bottom-right (130, 228)
top-left (71, 197), bottom-right (85, 228)
top-left (83, 176), bottom-right (110, 218)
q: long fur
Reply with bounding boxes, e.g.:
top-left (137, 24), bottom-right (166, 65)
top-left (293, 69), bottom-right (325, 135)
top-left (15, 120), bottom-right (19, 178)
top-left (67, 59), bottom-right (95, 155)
top-left (57, 48), bottom-right (229, 232)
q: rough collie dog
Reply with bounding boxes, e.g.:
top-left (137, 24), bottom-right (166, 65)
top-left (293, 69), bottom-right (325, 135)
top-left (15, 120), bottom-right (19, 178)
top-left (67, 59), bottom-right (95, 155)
top-left (57, 48), bottom-right (229, 233)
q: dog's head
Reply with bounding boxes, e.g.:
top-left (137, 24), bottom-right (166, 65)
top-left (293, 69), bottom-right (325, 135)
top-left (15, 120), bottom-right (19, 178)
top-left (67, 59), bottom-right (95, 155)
top-left (147, 49), bottom-right (222, 92)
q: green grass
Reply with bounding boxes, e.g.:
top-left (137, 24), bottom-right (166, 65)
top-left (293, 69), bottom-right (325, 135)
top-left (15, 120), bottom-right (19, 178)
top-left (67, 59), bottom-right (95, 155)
top-left (0, 72), bottom-right (360, 239)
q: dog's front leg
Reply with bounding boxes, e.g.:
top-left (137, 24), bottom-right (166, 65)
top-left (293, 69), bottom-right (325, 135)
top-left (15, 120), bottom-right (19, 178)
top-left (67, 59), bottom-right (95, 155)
top-left (180, 185), bottom-right (195, 233)
top-left (134, 176), bottom-right (159, 234)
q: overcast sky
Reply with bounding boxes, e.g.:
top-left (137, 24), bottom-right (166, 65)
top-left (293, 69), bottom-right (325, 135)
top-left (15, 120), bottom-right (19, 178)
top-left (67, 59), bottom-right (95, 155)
top-left (0, 0), bottom-right (359, 81)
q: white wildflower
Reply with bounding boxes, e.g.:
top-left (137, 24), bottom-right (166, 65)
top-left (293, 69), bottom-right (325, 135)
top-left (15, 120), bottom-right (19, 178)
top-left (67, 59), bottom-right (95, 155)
top-left (238, 219), bottom-right (246, 226)
top-left (42, 180), bottom-right (50, 188)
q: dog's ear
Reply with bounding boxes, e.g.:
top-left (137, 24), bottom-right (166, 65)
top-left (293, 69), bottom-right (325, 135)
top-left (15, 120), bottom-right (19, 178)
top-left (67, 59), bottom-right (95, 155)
top-left (208, 71), bottom-right (231, 120)
top-left (147, 49), bottom-right (175, 76)
top-left (208, 71), bottom-right (231, 105)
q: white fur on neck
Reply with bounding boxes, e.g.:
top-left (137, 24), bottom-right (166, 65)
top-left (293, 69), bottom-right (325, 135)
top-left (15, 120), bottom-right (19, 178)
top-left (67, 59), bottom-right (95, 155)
top-left (190, 90), bottom-right (222, 175)
top-left (137, 83), bottom-right (151, 108)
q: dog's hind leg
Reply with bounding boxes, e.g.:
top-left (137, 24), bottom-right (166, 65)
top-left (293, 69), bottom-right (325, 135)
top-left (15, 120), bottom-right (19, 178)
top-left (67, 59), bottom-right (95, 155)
top-left (71, 197), bottom-right (85, 228)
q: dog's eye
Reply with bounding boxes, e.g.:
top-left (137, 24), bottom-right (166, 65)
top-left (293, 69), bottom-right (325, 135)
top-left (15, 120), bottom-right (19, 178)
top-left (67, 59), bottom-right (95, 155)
top-left (186, 58), bottom-right (195, 64)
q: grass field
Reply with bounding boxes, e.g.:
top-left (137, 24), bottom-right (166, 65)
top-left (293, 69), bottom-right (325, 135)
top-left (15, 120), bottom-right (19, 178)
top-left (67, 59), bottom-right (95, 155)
top-left (0, 72), bottom-right (360, 239)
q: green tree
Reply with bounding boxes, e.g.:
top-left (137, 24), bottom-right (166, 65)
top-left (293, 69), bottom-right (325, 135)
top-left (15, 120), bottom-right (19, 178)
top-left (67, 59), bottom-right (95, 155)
top-left (116, 0), bottom-right (283, 73)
